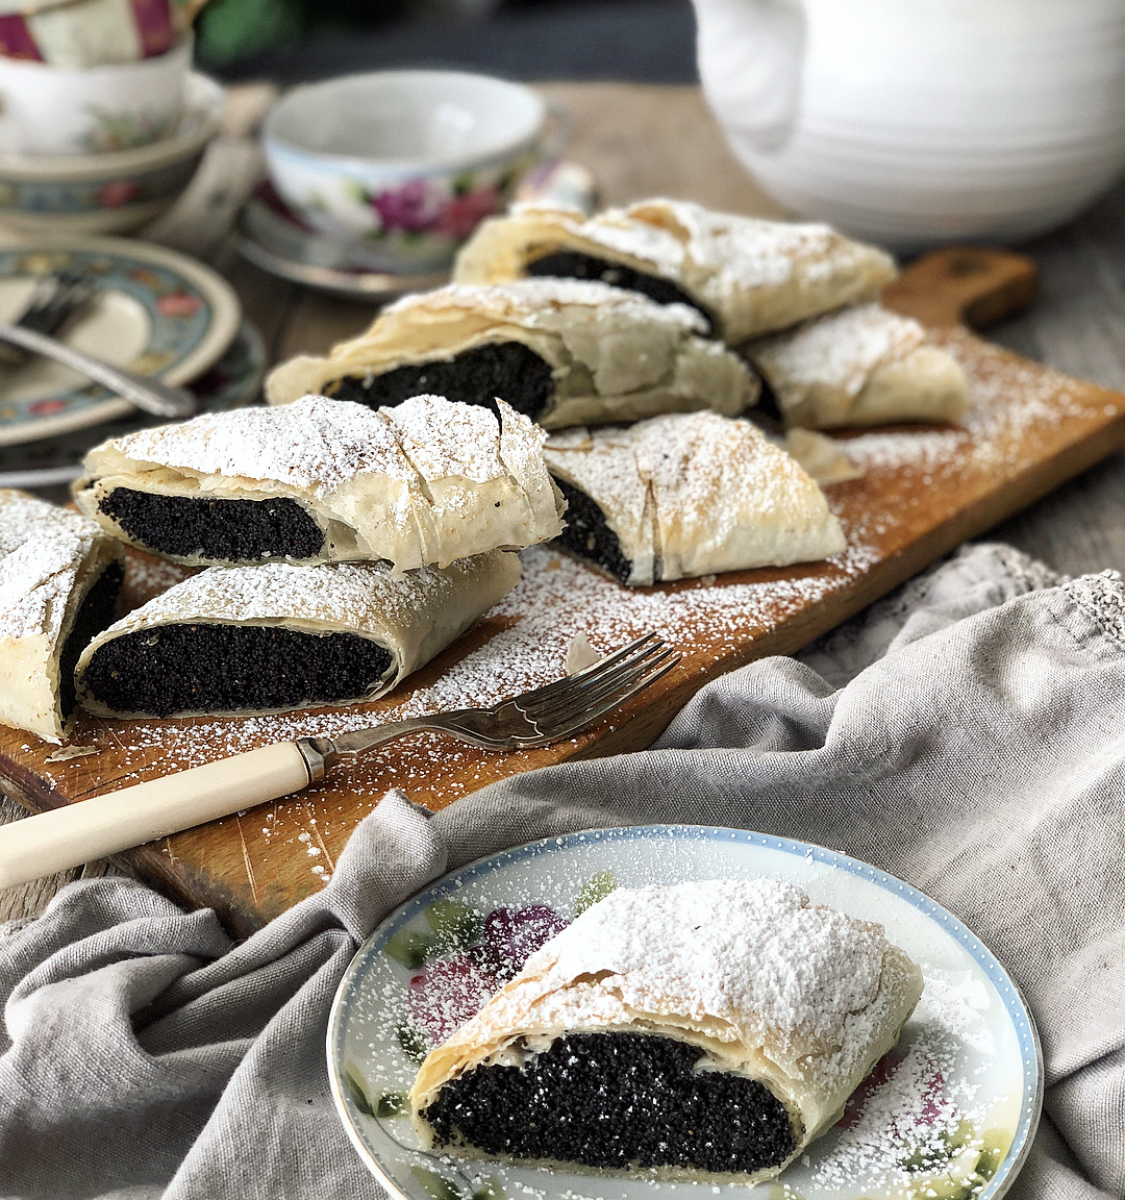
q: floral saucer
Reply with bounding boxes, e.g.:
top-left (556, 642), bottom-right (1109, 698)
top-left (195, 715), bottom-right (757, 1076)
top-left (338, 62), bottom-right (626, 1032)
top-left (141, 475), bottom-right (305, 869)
top-left (0, 234), bottom-right (240, 446)
top-left (0, 319), bottom-right (265, 489)
top-left (328, 826), bottom-right (1042, 1200)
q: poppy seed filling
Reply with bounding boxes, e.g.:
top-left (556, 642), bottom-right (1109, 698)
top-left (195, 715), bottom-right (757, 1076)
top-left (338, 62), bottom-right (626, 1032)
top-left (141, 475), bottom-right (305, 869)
top-left (98, 488), bottom-right (325, 564)
top-left (81, 623), bottom-right (393, 716)
top-left (422, 1031), bottom-right (796, 1173)
top-left (550, 476), bottom-right (633, 584)
top-left (526, 251), bottom-right (716, 335)
top-left (324, 341), bottom-right (556, 421)
top-left (58, 560), bottom-right (122, 719)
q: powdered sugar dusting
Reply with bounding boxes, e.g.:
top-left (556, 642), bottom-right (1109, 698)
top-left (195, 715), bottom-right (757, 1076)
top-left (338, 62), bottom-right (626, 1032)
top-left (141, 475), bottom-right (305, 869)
top-left (0, 490), bottom-right (104, 642)
top-left (524, 878), bottom-right (899, 1056)
top-left (752, 303), bottom-right (926, 400)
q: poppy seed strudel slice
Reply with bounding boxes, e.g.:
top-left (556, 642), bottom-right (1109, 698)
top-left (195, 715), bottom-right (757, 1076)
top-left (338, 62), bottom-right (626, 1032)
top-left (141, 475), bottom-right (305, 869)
top-left (410, 878), bottom-right (923, 1184)
top-left (264, 279), bottom-right (758, 430)
top-left (747, 302), bottom-right (969, 429)
top-left (73, 394), bottom-right (564, 571)
top-left (452, 199), bottom-right (897, 344)
top-left (74, 550), bottom-right (519, 719)
top-left (543, 412), bottom-right (845, 586)
top-left (0, 489), bottom-right (124, 742)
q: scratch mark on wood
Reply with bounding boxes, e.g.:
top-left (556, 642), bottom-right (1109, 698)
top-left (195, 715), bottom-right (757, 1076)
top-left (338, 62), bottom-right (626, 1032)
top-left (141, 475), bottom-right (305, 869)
top-left (310, 816), bottom-right (335, 875)
top-left (235, 813), bottom-right (258, 904)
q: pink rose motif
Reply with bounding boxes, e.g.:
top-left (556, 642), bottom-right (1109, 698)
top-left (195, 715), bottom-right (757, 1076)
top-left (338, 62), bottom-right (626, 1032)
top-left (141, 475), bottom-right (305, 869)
top-left (436, 187), bottom-right (501, 240)
top-left (157, 291), bottom-right (203, 317)
top-left (99, 180), bottom-right (139, 208)
top-left (372, 180), bottom-right (444, 234)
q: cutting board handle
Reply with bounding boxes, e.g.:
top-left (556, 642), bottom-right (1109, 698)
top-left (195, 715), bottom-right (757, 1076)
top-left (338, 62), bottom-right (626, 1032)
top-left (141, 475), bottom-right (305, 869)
top-left (882, 246), bottom-right (1039, 329)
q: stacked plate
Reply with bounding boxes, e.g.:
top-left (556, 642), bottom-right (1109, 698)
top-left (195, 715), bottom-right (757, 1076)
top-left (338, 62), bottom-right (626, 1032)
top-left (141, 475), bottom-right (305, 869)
top-left (0, 234), bottom-right (264, 488)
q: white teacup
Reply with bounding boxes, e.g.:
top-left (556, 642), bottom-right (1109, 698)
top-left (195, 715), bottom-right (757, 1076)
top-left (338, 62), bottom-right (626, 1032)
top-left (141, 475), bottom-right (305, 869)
top-left (261, 70), bottom-right (553, 272)
top-left (0, 35), bottom-right (192, 157)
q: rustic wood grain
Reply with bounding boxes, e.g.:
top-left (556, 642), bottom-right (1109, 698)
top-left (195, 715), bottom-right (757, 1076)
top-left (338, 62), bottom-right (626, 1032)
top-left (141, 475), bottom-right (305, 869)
top-left (3, 250), bottom-right (1122, 936)
top-left (6, 82), bottom-right (1125, 929)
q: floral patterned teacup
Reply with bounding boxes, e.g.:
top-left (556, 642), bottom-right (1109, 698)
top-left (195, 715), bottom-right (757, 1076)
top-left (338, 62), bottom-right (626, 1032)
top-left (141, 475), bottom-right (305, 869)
top-left (262, 70), bottom-right (559, 273)
top-left (0, 35), bottom-right (192, 157)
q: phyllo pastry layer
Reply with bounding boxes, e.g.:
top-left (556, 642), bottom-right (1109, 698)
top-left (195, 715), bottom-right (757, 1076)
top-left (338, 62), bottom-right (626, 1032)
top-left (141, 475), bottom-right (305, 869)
top-left (264, 279), bottom-right (758, 430)
top-left (453, 199), bottom-right (897, 344)
top-left (411, 878), bottom-right (923, 1185)
top-left (0, 489), bottom-right (124, 742)
top-left (73, 395), bottom-right (563, 571)
top-left (748, 303), bottom-right (969, 429)
top-left (543, 412), bottom-right (845, 586)
top-left (74, 550), bottom-right (519, 719)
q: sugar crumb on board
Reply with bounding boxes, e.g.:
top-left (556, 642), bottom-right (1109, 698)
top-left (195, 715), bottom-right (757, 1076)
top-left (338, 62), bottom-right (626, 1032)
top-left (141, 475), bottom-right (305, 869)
top-left (50, 330), bottom-right (1120, 892)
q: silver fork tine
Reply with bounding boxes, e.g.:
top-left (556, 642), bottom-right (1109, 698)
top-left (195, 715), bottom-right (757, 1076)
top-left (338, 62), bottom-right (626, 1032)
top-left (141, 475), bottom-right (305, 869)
top-left (513, 633), bottom-right (663, 710)
top-left (516, 654), bottom-right (681, 743)
top-left (522, 647), bottom-right (678, 722)
top-left (519, 640), bottom-right (669, 717)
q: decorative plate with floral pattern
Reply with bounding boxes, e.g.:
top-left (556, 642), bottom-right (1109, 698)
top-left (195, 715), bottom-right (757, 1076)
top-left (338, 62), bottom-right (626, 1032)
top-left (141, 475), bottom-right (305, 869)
top-left (328, 826), bottom-right (1042, 1200)
top-left (0, 235), bottom-right (240, 446)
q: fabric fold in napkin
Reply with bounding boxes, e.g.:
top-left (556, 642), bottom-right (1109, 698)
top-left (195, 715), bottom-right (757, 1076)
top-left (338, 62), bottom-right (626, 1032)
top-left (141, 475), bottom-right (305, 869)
top-left (0, 541), bottom-right (1122, 1200)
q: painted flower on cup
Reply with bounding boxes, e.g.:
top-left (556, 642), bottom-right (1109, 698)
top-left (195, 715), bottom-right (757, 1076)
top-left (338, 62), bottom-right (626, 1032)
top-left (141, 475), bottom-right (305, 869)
top-left (371, 179), bottom-right (445, 235)
top-left (435, 186), bottom-right (501, 240)
top-left (98, 180), bottom-right (140, 209)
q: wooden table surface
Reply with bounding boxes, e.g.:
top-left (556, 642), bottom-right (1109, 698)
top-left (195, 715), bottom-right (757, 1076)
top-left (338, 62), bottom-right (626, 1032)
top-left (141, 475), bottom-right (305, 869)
top-left (4, 81), bottom-right (1125, 925)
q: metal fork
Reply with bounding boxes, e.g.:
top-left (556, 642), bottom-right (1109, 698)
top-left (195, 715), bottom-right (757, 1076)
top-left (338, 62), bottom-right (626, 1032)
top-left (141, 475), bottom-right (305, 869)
top-left (0, 634), bottom-right (679, 890)
top-left (0, 270), bottom-right (95, 367)
top-left (296, 631), bottom-right (679, 777)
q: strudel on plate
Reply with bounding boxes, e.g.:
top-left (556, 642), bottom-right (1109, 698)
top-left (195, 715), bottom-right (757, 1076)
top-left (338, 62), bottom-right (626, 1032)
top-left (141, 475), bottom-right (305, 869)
top-left (73, 395), bottom-right (564, 571)
top-left (452, 199), bottom-right (897, 344)
top-left (410, 878), bottom-right (923, 1184)
top-left (74, 550), bottom-right (519, 718)
top-left (264, 279), bottom-right (758, 430)
top-left (0, 489), bottom-right (123, 742)
top-left (747, 302), bottom-right (969, 428)
top-left (542, 412), bottom-right (845, 585)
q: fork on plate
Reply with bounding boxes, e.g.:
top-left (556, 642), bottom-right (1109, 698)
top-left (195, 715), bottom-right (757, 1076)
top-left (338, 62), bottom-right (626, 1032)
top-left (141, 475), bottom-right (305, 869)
top-left (0, 633), bottom-right (678, 889)
top-left (0, 270), bottom-right (95, 367)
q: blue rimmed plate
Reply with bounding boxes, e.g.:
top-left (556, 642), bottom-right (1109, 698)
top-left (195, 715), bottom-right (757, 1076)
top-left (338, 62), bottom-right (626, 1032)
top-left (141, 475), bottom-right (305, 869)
top-left (0, 234), bottom-right (241, 446)
top-left (328, 825), bottom-right (1042, 1200)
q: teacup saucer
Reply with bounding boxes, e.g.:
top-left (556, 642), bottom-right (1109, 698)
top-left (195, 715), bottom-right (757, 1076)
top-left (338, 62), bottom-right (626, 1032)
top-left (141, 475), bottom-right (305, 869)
top-left (237, 161), bottom-right (596, 301)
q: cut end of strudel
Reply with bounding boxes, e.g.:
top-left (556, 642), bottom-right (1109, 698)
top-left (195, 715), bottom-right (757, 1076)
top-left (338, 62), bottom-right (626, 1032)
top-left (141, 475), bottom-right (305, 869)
top-left (264, 279), bottom-right (758, 430)
top-left (748, 302), bottom-right (969, 429)
top-left (73, 395), bottom-right (564, 572)
top-left (543, 411), bottom-right (846, 586)
top-left (410, 878), bottom-right (924, 1184)
top-left (452, 198), bottom-right (897, 344)
top-left (0, 489), bottom-right (124, 742)
top-left (74, 550), bottom-right (519, 719)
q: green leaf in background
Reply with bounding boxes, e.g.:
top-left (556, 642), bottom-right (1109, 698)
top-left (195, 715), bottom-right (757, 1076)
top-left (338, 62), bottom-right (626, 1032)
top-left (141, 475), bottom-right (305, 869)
top-left (575, 870), bottom-right (617, 915)
top-left (411, 1167), bottom-right (462, 1200)
top-left (196, 0), bottom-right (304, 63)
top-left (384, 929), bottom-right (437, 969)
top-left (470, 1179), bottom-right (505, 1200)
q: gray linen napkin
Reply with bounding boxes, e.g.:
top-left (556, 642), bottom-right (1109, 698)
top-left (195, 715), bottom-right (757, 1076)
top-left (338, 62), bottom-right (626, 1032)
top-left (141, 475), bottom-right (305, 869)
top-left (0, 542), bottom-right (1122, 1200)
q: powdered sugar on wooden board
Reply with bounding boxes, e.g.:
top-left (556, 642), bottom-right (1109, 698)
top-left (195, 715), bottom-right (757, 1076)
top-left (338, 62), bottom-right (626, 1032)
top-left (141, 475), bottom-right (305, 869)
top-left (10, 328), bottom-right (1125, 924)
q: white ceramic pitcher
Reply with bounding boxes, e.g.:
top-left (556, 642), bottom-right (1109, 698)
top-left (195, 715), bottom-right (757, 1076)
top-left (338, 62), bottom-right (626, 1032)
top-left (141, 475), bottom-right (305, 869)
top-left (694, 0), bottom-right (1125, 247)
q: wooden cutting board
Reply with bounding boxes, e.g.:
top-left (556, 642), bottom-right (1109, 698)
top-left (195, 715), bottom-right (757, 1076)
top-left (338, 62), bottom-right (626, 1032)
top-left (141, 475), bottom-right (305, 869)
top-left (2, 247), bottom-right (1122, 937)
